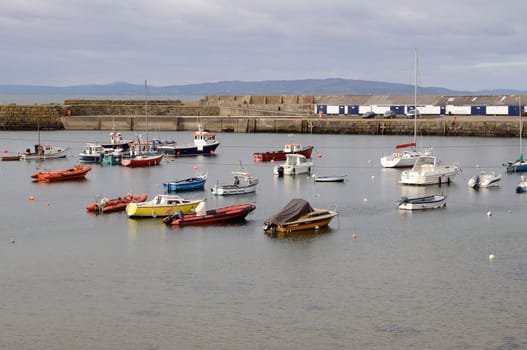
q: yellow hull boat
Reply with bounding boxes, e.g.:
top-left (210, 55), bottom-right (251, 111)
top-left (126, 194), bottom-right (204, 218)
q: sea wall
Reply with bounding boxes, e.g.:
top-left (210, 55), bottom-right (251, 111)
top-left (0, 104), bottom-right (64, 130)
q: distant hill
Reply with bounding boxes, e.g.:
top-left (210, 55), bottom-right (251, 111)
top-left (1, 78), bottom-right (525, 101)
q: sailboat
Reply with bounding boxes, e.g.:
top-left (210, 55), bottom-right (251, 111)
top-left (505, 97), bottom-right (527, 173)
top-left (380, 50), bottom-right (431, 168)
top-left (21, 117), bottom-right (70, 160)
top-left (121, 80), bottom-right (163, 167)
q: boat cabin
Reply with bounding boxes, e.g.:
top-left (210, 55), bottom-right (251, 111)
top-left (284, 143), bottom-right (302, 152)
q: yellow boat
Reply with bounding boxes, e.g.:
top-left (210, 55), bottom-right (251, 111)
top-left (263, 198), bottom-right (338, 233)
top-left (126, 194), bottom-right (204, 218)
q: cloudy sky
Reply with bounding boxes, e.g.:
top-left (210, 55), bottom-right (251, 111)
top-left (2, 0), bottom-right (527, 91)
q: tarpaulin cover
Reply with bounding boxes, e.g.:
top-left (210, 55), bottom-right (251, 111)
top-left (264, 198), bottom-right (313, 226)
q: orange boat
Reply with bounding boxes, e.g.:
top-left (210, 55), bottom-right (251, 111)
top-left (31, 165), bottom-right (91, 182)
top-left (87, 193), bottom-right (148, 213)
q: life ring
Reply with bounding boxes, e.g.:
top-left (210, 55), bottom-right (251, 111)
top-left (393, 152), bottom-right (398, 158)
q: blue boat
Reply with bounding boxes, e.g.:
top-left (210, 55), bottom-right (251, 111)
top-left (163, 175), bottom-right (207, 192)
top-left (506, 154), bottom-right (527, 173)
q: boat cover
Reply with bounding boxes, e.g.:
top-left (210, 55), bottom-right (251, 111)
top-left (264, 198), bottom-right (313, 226)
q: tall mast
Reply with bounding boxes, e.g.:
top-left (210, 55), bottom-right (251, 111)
top-left (144, 80), bottom-right (148, 143)
top-left (414, 49), bottom-right (418, 143)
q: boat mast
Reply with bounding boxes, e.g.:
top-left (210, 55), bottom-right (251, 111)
top-left (144, 80), bottom-right (149, 144)
top-left (414, 49), bottom-right (418, 144)
top-left (520, 96), bottom-right (523, 159)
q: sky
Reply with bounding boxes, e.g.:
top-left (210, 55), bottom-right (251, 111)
top-left (2, 0), bottom-right (527, 91)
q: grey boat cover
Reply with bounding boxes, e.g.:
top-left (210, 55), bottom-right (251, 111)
top-left (264, 198), bottom-right (314, 226)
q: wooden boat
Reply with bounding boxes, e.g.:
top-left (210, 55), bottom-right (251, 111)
top-left (21, 143), bottom-right (70, 160)
top-left (121, 152), bottom-right (163, 167)
top-left (253, 143), bottom-right (314, 162)
top-left (31, 165), bottom-right (91, 182)
top-left (0, 154), bottom-right (21, 161)
top-left (273, 154), bottom-right (314, 176)
top-left (467, 171), bottom-right (502, 189)
top-left (163, 202), bottom-right (256, 226)
top-left (154, 125), bottom-right (220, 156)
top-left (125, 194), bottom-right (204, 218)
top-left (86, 193), bottom-right (148, 213)
top-left (263, 198), bottom-right (338, 233)
top-left (397, 194), bottom-right (447, 210)
top-left (313, 174), bottom-right (347, 182)
top-left (211, 167), bottom-right (258, 195)
top-left (163, 174), bottom-right (207, 192)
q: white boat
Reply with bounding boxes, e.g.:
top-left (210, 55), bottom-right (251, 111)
top-left (273, 154), bottom-right (313, 176)
top-left (21, 143), bottom-right (70, 160)
top-left (211, 168), bottom-right (258, 195)
top-left (467, 171), bottom-right (502, 189)
top-left (397, 194), bottom-right (447, 210)
top-left (79, 143), bottom-right (110, 163)
top-left (313, 174), bottom-right (347, 182)
top-left (399, 155), bottom-right (460, 185)
top-left (516, 176), bottom-right (527, 193)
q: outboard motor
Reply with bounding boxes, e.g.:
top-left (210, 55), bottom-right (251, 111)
top-left (473, 176), bottom-right (480, 190)
top-left (277, 166), bottom-right (284, 177)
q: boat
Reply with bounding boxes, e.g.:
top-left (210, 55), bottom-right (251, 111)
top-left (0, 154), bottom-right (21, 161)
top-left (86, 193), bottom-right (148, 213)
top-left (163, 174), bottom-right (207, 192)
top-left (467, 171), bottom-right (502, 189)
top-left (399, 155), bottom-right (460, 185)
top-left (273, 154), bottom-right (314, 176)
top-left (211, 166), bottom-right (258, 195)
top-left (121, 152), bottom-right (163, 167)
top-left (154, 124), bottom-right (220, 156)
top-left (263, 198), bottom-right (338, 233)
top-left (163, 202), bottom-right (256, 226)
top-left (78, 143), bottom-right (111, 163)
top-left (253, 143), bottom-right (314, 162)
top-left (31, 165), bottom-right (91, 182)
top-left (381, 51), bottom-right (430, 168)
top-left (516, 176), bottom-right (527, 193)
top-left (125, 194), bottom-right (204, 218)
top-left (313, 174), bottom-right (347, 182)
top-left (100, 132), bottom-right (133, 151)
top-left (397, 194), bottom-right (447, 210)
top-left (505, 97), bottom-right (527, 173)
top-left (21, 143), bottom-right (70, 160)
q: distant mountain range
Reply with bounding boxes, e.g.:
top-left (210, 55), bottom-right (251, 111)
top-left (1, 78), bottom-right (525, 100)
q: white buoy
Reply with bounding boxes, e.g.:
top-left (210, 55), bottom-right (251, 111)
top-left (371, 175), bottom-right (375, 180)
top-left (487, 211), bottom-right (492, 217)
top-left (368, 160), bottom-right (372, 164)
top-left (363, 197), bottom-right (368, 203)
top-left (489, 254), bottom-right (496, 261)
top-left (476, 164), bottom-right (480, 168)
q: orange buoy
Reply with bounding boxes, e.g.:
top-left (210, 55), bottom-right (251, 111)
top-left (29, 195), bottom-right (35, 201)
top-left (316, 153), bottom-right (322, 158)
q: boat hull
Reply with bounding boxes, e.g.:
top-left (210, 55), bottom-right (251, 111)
top-left (156, 142), bottom-right (220, 157)
top-left (87, 193), bottom-right (148, 213)
top-left (163, 176), bottom-right (207, 192)
top-left (126, 195), bottom-right (203, 218)
top-left (265, 210), bottom-right (338, 233)
top-left (121, 154), bottom-right (163, 167)
top-left (31, 165), bottom-right (91, 182)
top-left (254, 145), bottom-right (314, 162)
top-left (313, 175), bottom-right (346, 182)
top-left (164, 204), bottom-right (256, 226)
top-left (397, 195), bottom-right (447, 210)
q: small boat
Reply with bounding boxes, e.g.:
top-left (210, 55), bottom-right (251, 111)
top-left (163, 174), bottom-right (207, 192)
top-left (505, 155), bottom-right (527, 173)
top-left (21, 143), bottom-right (70, 160)
top-left (467, 171), bottom-right (502, 189)
top-left (253, 143), bottom-right (314, 162)
top-left (79, 143), bottom-right (111, 163)
top-left (86, 193), bottom-right (148, 213)
top-left (100, 132), bottom-right (133, 151)
top-left (154, 125), bottom-right (220, 157)
top-left (273, 154), bottom-right (314, 176)
top-left (515, 176), bottom-right (527, 193)
top-left (121, 153), bottom-right (163, 167)
top-left (211, 167), bottom-right (258, 195)
top-left (125, 194), bottom-right (204, 218)
top-left (380, 143), bottom-right (433, 168)
top-left (0, 154), bottom-right (21, 161)
top-left (399, 155), bottom-right (460, 185)
top-left (31, 165), bottom-right (91, 182)
top-left (397, 194), bottom-right (447, 210)
top-left (313, 174), bottom-right (347, 182)
top-left (163, 202), bottom-right (256, 226)
top-left (263, 198), bottom-right (338, 233)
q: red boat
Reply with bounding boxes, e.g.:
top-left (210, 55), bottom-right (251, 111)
top-left (163, 203), bottom-right (256, 226)
top-left (121, 153), bottom-right (163, 167)
top-left (253, 143), bottom-right (314, 162)
top-left (86, 193), bottom-right (148, 213)
top-left (31, 165), bottom-right (91, 182)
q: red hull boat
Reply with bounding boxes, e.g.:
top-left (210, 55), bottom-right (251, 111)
top-left (163, 203), bottom-right (256, 226)
top-left (121, 153), bottom-right (163, 167)
top-left (86, 193), bottom-right (148, 213)
top-left (253, 144), bottom-right (314, 162)
top-left (31, 165), bottom-right (91, 182)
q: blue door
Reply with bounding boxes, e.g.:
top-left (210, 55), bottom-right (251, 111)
top-left (347, 105), bottom-right (359, 115)
top-left (471, 105), bottom-right (486, 116)
top-left (339, 105), bottom-right (345, 114)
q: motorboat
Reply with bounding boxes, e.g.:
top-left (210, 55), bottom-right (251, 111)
top-left (86, 193), bottom-right (148, 213)
top-left (381, 142), bottom-right (432, 168)
top-left (31, 165), bottom-right (91, 182)
top-left (263, 198), bottom-right (338, 233)
top-left (467, 171), bottom-right (502, 189)
top-left (313, 174), bottom-right (347, 182)
top-left (253, 143), bottom-right (314, 162)
top-left (125, 194), bottom-right (204, 218)
top-left (79, 143), bottom-right (110, 163)
top-left (211, 168), bottom-right (258, 195)
top-left (399, 155), bottom-right (460, 185)
top-left (21, 143), bottom-right (70, 160)
top-left (163, 202), bottom-right (256, 226)
top-left (163, 175), bottom-right (207, 192)
top-left (516, 176), bottom-right (527, 193)
top-left (397, 194), bottom-right (447, 210)
top-left (154, 125), bottom-right (220, 156)
top-left (273, 154), bottom-right (313, 176)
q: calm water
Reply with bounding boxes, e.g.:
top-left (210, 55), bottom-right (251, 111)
top-left (1, 130), bottom-right (526, 350)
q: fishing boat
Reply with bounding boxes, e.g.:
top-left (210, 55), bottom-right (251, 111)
top-left (21, 143), bottom-right (70, 160)
top-left (86, 193), bottom-right (148, 213)
top-left (211, 167), bottom-right (258, 195)
top-left (253, 143), bottom-right (314, 162)
top-left (313, 174), bottom-right (347, 182)
top-left (399, 155), bottom-right (460, 185)
top-left (100, 132), bottom-right (133, 151)
top-left (467, 171), bottom-right (502, 189)
top-left (163, 174), bottom-right (207, 192)
top-left (163, 202), bottom-right (256, 226)
top-left (263, 198), bottom-right (338, 233)
top-left (121, 152), bottom-right (163, 167)
top-left (125, 194), bottom-right (204, 218)
top-left (154, 124), bottom-right (220, 157)
top-left (78, 143), bottom-right (111, 163)
top-left (505, 97), bottom-right (527, 173)
top-left (397, 194), bottom-right (447, 210)
top-left (273, 154), bottom-right (313, 176)
top-left (31, 165), bottom-right (91, 182)
top-left (515, 176), bottom-right (527, 193)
